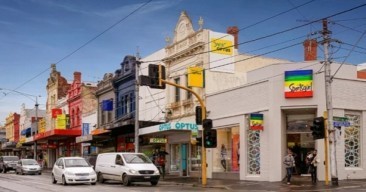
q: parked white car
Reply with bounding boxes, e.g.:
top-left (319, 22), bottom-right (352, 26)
top-left (51, 157), bottom-right (97, 185)
top-left (95, 153), bottom-right (160, 186)
top-left (16, 159), bottom-right (42, 175)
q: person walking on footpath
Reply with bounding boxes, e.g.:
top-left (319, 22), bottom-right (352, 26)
top-left (307, 149), bottom-right (319, 184)
top-left (283, 149), bottom-right (295, 185)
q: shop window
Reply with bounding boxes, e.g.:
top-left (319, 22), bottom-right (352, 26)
top-left (185, 74), bottom-right (192, 100)
top-left (170, 144), bottom-right (181, 172)
top-left (174, 78), bottom-right (180, 102)
top-left (345, 113), bottom-right (361, 167)
top-left (190, 144), bottom-right (201, 172)
top-left (247, 130), bottom-right (260, 175)
top-left (213, 127), bottom-right (240, 172)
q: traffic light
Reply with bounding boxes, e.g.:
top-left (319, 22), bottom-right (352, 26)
top-left (311, 117), bottom-right (325, 140)
top-left (148, 64), bottom-right (166, 89)
top-left (204, 129), bottom-right (217, 148)
top-left (196, 137), bottom-right (202, 146)
top-left (195, 106), bottom-right (202, 125)
top-left (203, 119), bottom-right (213, 130)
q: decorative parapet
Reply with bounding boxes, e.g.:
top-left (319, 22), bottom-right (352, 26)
top-left (170, 101), bottom-right (181, 109)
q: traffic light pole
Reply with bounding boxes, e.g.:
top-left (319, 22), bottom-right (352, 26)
top-left (160, 78), bottom-right (208, 186)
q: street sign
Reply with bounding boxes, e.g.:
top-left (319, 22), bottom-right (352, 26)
top-left (333, 116), bottom-right (350, 127)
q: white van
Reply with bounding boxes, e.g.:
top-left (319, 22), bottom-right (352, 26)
top-left (95, 152), bottom-right (160, 186)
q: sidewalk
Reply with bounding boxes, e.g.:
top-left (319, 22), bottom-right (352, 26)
top-left (42, 169), bottom-right (366, 191)
top-left (159, 175), bottom-right (366, 191)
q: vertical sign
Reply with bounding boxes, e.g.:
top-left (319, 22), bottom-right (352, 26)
top-left (284, 70), bottom-right (313, 98)
top-left (82, 123), bottom-right (90, 136)
top-left (250, 114), bottom-right (264, 131)
top-left (209, 31), bottom-right (235, 73)
top-left (56, 114), bottom-right (66, 129)
top-left (188, 66), bottom-right (204, 87)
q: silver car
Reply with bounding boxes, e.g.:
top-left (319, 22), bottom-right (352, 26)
top-left (16, 159), bottom-right (42, 175)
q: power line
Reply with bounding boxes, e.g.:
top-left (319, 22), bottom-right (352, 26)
top-left (6, 0), bottom-right (153, 94)
top-left (143, 3), bottom-right (366, 67)
top-left (332, 31), bottom-right (366, 79)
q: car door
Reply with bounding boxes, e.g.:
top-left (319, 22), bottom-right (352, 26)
top-left (16, 160), bottom-right (21, 173)
top-left (54, 159), bottom-right (63, 181)
top-left (114, 154), bottom-right (124, 181)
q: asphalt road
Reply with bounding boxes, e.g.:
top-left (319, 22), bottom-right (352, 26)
top-left (1, 171), bottom-right (366, 192)
top-left (0, 171), bottom-right (220, 192)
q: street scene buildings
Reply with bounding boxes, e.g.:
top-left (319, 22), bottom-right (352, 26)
top-left (1, 10), bottom-right (366, 185)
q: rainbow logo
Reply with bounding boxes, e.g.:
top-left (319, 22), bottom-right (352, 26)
top-left (250, 114), bottom-right (263, 131)
top-left (284, 70), bottom-right (313, 98)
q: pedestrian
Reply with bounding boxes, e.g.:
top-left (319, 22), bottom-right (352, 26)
top-left (283, 149), bottom-right (295, 185)
top-left (220, 144), bottom-right (227, 171)
top-left (307, 149), bottom-right (319, 184)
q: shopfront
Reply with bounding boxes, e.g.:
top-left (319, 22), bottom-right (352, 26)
top-left (206, 62), bottom-right (366, 181)
top-left (34, 128), bottom-right (81, 168)
top-left (139, 121), bottom-right (201, 177)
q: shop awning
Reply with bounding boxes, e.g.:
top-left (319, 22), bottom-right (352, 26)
top-left (76, 128), bottom-right (111, 143)
top-left (91, 128), bottom-right (110, 135)
top-left (34, 129), bottom-right (81, 141)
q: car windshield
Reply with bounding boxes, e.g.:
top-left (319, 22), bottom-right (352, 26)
top-left (22, 159), bottom-right (38, 165)
top-left (64, 159), bottom-right (90, 167)
top-left (122, 154), bottom-right (152, 164)
top-left (4, 156), bottom-right (19, 161)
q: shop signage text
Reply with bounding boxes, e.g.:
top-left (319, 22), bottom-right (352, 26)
top-left (284, 70), bottom-right (313, 98)
top-left (149, 138), bottom-right (167, 144)
top-left (159, 122), bottom-right (198, 131)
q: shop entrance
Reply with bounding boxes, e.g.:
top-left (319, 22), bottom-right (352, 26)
top-left (285, 110), bottom-right (315, 175)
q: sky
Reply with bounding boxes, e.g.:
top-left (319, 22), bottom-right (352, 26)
top-left (1, 0), bottom-right (366, 124)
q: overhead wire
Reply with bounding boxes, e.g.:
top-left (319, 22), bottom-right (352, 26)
top-left (4, 0), bottom-right (153, 95)
top-left (332, 31), bottom-right (366, 79)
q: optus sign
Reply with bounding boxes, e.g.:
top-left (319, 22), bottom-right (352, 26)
top-left (159, 122), bottom-right (198, 131)
top-left (284, 70), bottom-right (313, 98)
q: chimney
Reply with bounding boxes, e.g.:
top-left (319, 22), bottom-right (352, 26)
top-left (303, 39), bottom-right (317, 61)
top-left (227, 26), bottom-right (239, 49)
top-left (74, 72), bottom-right (81, 82)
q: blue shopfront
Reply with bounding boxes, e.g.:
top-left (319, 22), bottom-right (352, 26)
top-left (139, 122), bottom-right (201, 177)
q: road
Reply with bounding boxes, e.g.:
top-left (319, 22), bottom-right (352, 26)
top-left (1, 171), bottom-right (366, 192)
top-left (0, 171), bottom-right (220, 192)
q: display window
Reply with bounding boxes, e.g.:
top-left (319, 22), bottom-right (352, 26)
top-left (213, 127), bottom-right (240, 172)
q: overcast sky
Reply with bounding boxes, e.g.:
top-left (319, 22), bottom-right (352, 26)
top-left (1, 0), bottom-right (366, 123)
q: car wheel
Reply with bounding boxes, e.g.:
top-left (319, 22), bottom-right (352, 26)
top-left (91, 182), bottom-right (96, 185)
top-left (38, 172), bottom-right (42, 175)
top-left (151, 181), bottom-right (158, 186)
top-left (62, 175), bottom-right (67, 185)
top-left (52, 174), bottom-right (57, 184)
top-left (21, 170), bottom-right (24, 175)
top-left (4, 169), bottom-right (7, 173)
top-left (97, 172), bottom-right (105, 183)
top-left (122, 174), bottom-right (131, 186)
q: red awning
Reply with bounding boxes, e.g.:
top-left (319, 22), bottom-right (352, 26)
top-left (34, 129), bottom-right (81, 141)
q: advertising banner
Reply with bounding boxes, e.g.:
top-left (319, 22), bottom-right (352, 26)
top-left (250, 114), bottom-right (263, 131)
top-left (209, 31), bottom-right (235, 73)
top-left (56, 114), bottom-right (66, 129)
top-left (284, 70), bottom-right (313, 98)
top-left (188, 66), bottom-right (204, 87)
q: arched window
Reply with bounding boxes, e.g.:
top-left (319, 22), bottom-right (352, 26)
top-left (76, 108), bottom-right (80, 126)
top-left (71, 109), bottom-right (75, 127)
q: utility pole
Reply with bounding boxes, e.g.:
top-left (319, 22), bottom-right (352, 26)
top-left (34, 96), bottom-right (38, 160)
top-left (322, 19), bottom-right (338, 186)
top-left (134, 56), bottom-right (141, 153)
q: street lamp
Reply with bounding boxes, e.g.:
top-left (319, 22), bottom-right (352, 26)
top-left (0, 88), bottom-right (41, 160)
